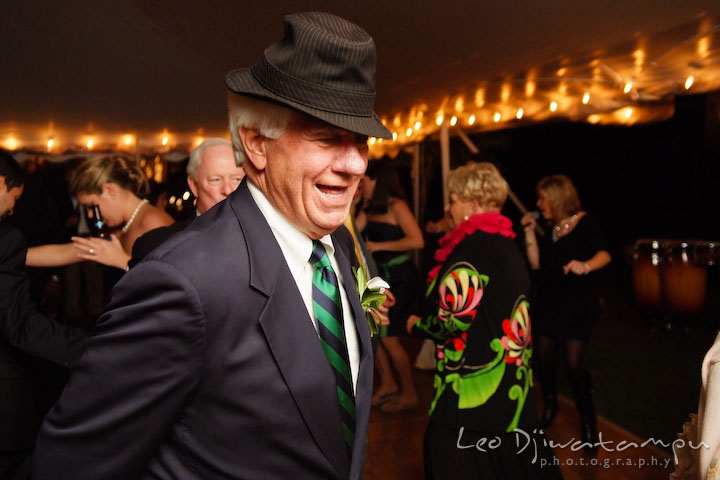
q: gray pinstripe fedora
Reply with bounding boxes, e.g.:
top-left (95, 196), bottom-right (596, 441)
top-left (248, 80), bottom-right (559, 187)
top-left (225, 12), bottom-right (391, 139)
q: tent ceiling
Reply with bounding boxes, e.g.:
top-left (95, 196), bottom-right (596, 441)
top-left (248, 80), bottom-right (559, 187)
top-left (2, 1), bottom-right (720, 154)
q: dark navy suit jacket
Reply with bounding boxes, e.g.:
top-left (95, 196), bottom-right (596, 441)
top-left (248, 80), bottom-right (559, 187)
top-left (33, 180), bottom-right (373, 479)
top-left (0, 223), bottom-right (85, 469)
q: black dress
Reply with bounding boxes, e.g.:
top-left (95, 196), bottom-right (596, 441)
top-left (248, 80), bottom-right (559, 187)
top-left (534, 214), bottom-right (609, 341)
top-left (412, 227), bottom-right (561, 479)
top-left (362, 221), bottom-right (422, 337)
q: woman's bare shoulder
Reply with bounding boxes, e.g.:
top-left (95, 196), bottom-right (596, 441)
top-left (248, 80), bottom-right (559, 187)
top-left (138, 206), bottom-right (174, 233)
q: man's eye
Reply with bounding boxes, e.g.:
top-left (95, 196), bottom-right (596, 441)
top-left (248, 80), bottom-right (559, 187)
top-left (208, 178), bottom-right (220, 184)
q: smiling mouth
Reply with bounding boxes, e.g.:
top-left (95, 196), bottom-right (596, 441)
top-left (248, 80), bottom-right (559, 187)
top-left (317, 184), bottom-right (348, 197)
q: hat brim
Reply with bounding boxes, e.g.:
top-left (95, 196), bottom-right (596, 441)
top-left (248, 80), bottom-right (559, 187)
top-left (226, 68), bottom-right (392, 140)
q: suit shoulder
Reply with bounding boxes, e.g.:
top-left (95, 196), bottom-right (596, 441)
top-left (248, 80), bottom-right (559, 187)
top-left (0, 223), bottom-right (27, 266)
top-left (131, 218), bottom-right (193, 265)
top-left (146, 203), bottom-right (246, 266)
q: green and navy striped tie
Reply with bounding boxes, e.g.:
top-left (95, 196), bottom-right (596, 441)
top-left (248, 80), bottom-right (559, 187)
top-left (309, 240), bottom-right (356, 452)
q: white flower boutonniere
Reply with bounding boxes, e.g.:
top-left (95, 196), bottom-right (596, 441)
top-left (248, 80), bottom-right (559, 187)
top-left (353, 265), bottom-right (390, 336)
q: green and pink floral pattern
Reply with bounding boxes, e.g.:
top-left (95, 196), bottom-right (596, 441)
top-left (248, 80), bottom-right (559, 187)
top-left (415, 262), bottom-right (534, 432)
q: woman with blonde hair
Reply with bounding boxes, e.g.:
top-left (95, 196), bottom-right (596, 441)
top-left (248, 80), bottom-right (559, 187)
top-left (521, 173), bottom-right (611, 451)
top-left (27, 155), bottom-right (173, 272)
top-left (409, 162), bottom-right (559, 478)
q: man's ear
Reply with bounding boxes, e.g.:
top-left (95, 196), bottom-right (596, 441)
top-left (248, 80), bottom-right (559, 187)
top-left (187, 175), bottom-right (198, 198)
top-left (238, 127), bottom-right (268, 171)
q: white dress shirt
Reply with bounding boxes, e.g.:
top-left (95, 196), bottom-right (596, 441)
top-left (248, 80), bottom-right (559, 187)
top-left (248, 181), bottom-right (360, 392)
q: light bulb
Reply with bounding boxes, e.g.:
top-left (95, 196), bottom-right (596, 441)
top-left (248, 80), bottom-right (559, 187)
top-left (685, 75), bottom-right (694, 90)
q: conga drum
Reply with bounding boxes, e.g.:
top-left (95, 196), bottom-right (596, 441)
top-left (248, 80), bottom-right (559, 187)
top-left (632, 240), bottom-right (664, 315)
top-left (662, 240), bottom-right (708, 317)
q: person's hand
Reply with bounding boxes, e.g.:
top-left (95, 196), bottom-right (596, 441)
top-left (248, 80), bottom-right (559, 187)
top-left (406, 314), bottom-right (421, 333)
top-left (382, 289), bottom-right (396, 309)
top-left (72, 234), bottom-right (131, 270)
top-left (425, 220), bottom-right (438, 234)
top-left (521, 212), bottom-right (539, 247)
top-left (365, 240), bottom-right (380, 253)
top-left (521, 212), bottom-right (537, 231)
top-left (372, 310), bottom-right (390, 327)
top-left (371, 289), bottom-right (396, 327)
top-left (563, 259), bottom-right (590, 276)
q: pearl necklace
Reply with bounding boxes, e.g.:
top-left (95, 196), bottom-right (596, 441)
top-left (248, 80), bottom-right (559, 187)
top-left (552, 213), bottom-right (578, 242)
top-left (121, 199), bottom-right (148, 234)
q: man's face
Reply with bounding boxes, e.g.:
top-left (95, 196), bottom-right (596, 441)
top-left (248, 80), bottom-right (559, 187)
top-left (0, 178), bottom-right (23, 220)
top-left (255, 116), bottom-right (368, 238)
top-left (188, 144), bottom-right (245, 214)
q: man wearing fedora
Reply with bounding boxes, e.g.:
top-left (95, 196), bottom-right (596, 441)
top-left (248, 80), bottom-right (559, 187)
top-left (33, 11), bottom-right (390, 480)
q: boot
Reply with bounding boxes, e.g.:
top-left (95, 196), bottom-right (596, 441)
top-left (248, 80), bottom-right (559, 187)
top-left (536, 356), bottom-right (558, 428)
top-left (569, 372), bottom-right (598, 453)
top-left (540, 394), bottom-right (558, 429)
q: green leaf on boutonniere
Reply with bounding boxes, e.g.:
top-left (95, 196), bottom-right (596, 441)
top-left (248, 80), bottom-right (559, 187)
top-left (353, 265), bottom-right (389, 336)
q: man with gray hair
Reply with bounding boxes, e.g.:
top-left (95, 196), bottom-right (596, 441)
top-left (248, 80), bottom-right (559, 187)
top-left (129, 137), bottom-right (243, 265)
top-left (185, 137), bottom-right (244, 215)
top-left (35, 12), bottom-right (390, 480)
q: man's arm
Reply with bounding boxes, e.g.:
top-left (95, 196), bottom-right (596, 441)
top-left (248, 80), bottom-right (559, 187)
top-left (0, 299), bottom-right (86, 367)
top-left (33, 260), bottom-right (206, 479)
top-left (0, 226), bottom-right (86, 366)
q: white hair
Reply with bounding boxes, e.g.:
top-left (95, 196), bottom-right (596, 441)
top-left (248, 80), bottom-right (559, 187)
top-left (227, 93), bottom-right (296, 165)
top-left (186, 137), bottom-right (233, 179)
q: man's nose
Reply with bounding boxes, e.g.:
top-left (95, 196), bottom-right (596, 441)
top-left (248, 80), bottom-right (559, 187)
top-left (220, 179), bottom-right (233, 196)
top-left (335, 144), bottom-right (368, 176)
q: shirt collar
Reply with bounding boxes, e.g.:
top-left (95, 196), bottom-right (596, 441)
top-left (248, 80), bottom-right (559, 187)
top-left (247, 180), bottom-right (335, 275)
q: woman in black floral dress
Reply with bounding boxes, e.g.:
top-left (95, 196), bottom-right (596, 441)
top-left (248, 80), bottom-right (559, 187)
top-left (410, 163), bottom-right (560, 479)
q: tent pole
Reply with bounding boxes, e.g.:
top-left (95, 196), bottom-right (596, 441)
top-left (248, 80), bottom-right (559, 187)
top-left (412, 143), bottom-right (420, 221)
top-left (412, 143), bottom-right (421, 265)
top-left (440, 119), bottom-right (450, 207)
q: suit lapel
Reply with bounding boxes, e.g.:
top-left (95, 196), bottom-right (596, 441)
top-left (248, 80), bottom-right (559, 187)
top-left (230, 181), bottom-right (351, 479)
top-left (331, 229), bottom-right (373, 479)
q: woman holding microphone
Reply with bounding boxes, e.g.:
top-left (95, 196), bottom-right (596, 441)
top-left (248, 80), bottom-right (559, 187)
top-left (521, 174), bottom-right (610, 451)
